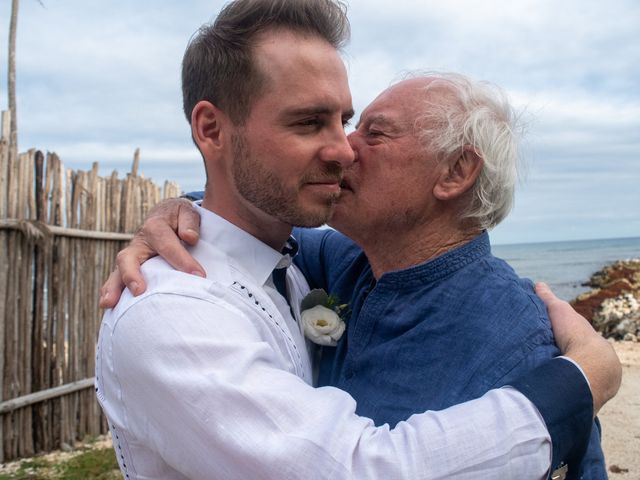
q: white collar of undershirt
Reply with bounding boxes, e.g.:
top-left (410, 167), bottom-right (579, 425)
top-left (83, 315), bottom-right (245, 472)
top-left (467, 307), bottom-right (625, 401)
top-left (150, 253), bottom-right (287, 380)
top-left (193, 203), bottom-right (290, 288)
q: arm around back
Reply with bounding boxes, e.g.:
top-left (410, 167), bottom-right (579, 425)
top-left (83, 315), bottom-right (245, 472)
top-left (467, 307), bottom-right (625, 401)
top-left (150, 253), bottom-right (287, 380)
top-left (97, 270), bottom-right (559, 479)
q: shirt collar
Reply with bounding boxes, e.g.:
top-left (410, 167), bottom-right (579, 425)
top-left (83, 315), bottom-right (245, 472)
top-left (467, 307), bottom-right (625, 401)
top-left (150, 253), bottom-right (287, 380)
top-left (379, 231), bottom-right (491, 286)
top-left (194, 204), bottom-right (297, 286)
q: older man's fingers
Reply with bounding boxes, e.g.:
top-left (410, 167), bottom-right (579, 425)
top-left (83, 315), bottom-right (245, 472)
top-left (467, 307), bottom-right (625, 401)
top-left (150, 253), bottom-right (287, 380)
top-left (535, 282), bottom-right (583, 352)
top-left (99, 269), bottom-right (127, 309)
top-left (158, 239), bottom-right (206, 278)
top-left (99, 198), bottom-right (205, 310)
top-left (535, 282), bottom-right (567, 318)
top-left (536, 281), bottom-right (598, 353)
top-left (135, 199), bottom-right (205, 276)
top-left (176, 201), bottom-right (201, 246)
top-left (534, 281), bottom-right (555, 306)
top-left (116, 244), bottom-right (149, 296)
top-left (141, 220), bottom-right (206, 277)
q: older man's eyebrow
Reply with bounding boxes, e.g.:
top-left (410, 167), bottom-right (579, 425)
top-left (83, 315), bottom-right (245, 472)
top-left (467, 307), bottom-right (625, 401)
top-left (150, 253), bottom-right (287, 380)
top-left (356, 114), bottom-right (400, 131)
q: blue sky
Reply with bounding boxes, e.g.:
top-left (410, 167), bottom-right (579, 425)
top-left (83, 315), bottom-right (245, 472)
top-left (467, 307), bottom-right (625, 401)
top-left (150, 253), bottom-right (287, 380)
top-left (0, 0), bottom-right (638, 244)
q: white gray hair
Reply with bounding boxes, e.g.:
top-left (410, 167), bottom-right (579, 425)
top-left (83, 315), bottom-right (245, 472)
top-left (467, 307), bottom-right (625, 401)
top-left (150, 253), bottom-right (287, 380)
top-left (410, 72), bottom-right (523, 230)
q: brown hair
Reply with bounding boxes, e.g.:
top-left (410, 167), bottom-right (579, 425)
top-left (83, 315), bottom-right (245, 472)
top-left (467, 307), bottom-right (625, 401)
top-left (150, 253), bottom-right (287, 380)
top-left (182, 0), bottom-right (350, 125)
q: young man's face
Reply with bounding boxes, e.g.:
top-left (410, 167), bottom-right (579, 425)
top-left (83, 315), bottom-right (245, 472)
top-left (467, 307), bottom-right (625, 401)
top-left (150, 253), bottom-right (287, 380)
top-left (229, 30), bottom-right (355, 229)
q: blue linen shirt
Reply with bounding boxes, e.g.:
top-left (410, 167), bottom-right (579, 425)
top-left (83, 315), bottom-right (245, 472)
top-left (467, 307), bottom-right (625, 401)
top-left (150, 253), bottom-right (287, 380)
top-left (294, 228), bottom-right (606, 479)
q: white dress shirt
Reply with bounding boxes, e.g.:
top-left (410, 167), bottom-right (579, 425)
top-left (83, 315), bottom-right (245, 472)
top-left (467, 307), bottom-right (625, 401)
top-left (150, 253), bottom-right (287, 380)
top-left (96, 206), bottom-right (553, 479)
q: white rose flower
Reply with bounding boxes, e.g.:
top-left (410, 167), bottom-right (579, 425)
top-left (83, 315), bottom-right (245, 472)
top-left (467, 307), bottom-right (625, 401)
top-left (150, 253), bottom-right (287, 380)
top-left (301, 305), bottom-right (346, 347)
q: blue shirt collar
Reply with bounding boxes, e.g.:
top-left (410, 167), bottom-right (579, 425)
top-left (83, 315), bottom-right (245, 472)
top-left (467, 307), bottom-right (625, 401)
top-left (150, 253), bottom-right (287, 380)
top-left (379, 231), bottom-right (491, 286)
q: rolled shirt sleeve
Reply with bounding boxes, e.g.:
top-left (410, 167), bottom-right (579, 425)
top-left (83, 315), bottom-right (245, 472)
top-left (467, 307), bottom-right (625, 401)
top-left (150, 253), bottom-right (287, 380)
top-left (509, 357), bottom-right (594, 479)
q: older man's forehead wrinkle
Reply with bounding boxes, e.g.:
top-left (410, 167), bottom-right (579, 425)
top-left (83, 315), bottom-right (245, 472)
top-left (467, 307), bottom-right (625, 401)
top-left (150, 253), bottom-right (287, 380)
top-left (364, 113), bottom-right (410, 133)
top-left (368, 114), bottom-right (390, 125)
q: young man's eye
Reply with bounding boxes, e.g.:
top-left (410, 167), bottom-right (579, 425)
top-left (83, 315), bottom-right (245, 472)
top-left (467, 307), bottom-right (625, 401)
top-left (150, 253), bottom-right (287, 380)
top-left (298, 118), bottom-right (321, 127)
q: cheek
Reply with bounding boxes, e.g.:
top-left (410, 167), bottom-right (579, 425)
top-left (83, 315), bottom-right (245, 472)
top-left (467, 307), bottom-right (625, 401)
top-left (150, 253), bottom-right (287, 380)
top-left (255, 143), bottom-right (306, 178)
top-left (274, 146), bottom-right (316, 177)
top-left (355, 184), bottom-right (395, 218)
top-left (366, 171), bottom-right (402, 199)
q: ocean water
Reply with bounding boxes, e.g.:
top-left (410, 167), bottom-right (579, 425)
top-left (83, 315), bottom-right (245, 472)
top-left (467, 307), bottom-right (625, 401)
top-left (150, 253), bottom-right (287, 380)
top-left (492, 236), bottom-right (640, 301)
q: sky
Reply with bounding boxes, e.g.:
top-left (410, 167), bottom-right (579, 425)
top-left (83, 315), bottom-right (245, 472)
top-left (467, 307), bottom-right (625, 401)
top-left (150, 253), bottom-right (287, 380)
top-left (0, 0), bottom-right (638, 245)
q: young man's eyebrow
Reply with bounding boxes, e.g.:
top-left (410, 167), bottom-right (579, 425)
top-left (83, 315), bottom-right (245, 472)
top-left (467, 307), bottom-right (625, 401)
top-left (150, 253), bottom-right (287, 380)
top-left (283, 106), bottom-right (355, 118)
top-left (343, 108), bottom-right (355, 120)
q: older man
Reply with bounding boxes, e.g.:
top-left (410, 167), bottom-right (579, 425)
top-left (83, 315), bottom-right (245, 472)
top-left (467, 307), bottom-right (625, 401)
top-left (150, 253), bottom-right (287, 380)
top-left (99, 1), bottom-right (619, 478)
top-left (297, 74), bottom-right (607, 478)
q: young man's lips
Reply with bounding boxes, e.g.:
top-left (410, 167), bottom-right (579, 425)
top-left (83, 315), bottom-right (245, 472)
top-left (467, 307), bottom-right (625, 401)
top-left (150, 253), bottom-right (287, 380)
top-left (305, 181), bottom-right (342, 194)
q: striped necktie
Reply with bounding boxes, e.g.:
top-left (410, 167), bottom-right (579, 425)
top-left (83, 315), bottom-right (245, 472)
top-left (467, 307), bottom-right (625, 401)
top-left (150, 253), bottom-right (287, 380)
top-left (272, 236), bottom-right (298, 313)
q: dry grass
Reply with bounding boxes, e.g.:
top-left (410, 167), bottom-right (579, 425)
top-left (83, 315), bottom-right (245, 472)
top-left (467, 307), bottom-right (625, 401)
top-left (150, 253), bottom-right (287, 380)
top-left (0, 436), bottom-right (119, 480)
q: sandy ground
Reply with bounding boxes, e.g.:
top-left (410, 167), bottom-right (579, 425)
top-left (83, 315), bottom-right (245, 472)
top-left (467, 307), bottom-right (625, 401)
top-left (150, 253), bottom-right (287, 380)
top-left (599, 340), bottom-right (640, 479)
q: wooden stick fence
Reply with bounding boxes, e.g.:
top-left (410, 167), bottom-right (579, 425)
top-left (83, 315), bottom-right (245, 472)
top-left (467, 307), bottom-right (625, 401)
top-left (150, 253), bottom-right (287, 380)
top-left (0, 110), bottom-right (182, 462)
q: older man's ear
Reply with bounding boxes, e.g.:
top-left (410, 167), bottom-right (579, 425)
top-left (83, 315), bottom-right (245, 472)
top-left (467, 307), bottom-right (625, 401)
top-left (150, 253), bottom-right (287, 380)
top-left (432, 147), bottom-right (483, 201)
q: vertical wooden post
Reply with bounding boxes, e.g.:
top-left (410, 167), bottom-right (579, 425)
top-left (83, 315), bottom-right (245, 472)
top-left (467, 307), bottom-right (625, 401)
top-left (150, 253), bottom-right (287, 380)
top-left (0, 110), bottom-right (10, 463)
top-left (32, 150), bottom-right (46, 452)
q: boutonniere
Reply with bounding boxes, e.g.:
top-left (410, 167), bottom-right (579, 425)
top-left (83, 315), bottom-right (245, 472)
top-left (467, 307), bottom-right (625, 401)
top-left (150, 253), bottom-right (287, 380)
top-left (300, 289), bottom-right (350, 347)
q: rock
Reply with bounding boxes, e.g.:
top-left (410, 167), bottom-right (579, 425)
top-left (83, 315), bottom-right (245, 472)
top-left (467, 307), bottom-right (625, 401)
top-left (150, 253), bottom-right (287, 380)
top-left (586, 259), bottom-right (640, 288)
top-left (623, 333), bottom-right (638, 342)
top-left (609, 464), bottom-right (629, 474)
top-left (572, 279), bottom-right (637, 322)
top-left (571, 259), bottom-right (640, 339)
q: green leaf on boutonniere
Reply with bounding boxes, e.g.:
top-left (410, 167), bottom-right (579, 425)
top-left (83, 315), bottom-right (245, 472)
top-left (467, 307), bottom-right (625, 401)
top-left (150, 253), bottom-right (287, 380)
top-left (300, 288), bottom-right (330, 311)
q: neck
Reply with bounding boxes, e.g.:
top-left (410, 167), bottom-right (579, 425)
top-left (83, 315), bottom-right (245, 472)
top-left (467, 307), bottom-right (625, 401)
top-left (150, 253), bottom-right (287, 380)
top-left (356, 218), bottom-right (482, 279)
top-left (201, 190), bottom-right (292, 252)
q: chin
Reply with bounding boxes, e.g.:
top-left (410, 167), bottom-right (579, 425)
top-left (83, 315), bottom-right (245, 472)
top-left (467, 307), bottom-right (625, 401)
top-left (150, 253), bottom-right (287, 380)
top-left (281, 204), bottom-right (334, 228)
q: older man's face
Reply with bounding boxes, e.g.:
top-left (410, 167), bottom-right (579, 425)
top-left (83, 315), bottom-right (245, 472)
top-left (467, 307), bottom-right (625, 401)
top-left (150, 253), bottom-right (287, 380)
top-left (330, 78), bottom-right (445, 240)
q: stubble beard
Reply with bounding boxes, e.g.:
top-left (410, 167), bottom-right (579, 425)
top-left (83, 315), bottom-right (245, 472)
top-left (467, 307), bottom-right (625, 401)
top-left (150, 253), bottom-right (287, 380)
top-left (231, 133), bottom-right (339, 228)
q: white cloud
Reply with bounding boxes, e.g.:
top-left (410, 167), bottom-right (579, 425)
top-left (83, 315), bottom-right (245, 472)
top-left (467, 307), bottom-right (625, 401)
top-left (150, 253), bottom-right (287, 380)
top-left (0, 0), bottom-right (637, 243)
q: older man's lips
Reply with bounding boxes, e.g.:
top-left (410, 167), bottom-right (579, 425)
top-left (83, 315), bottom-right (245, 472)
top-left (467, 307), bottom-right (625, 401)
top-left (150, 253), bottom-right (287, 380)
top-left (339, 178), bottom-right (353, 192)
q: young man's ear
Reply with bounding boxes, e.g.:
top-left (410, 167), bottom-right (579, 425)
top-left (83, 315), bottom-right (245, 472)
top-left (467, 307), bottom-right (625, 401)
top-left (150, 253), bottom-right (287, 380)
top-left (191, 101), bottom-right (226, 154)
top-left (433, 146), bottom-right (484, 201)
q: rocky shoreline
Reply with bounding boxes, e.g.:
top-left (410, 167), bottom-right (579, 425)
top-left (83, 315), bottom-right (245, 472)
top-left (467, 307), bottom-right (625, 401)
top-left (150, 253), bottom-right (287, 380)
top-left (566, 258), bottom-right (640, 478)
top-left (571, 259), bottom-right (640, 341)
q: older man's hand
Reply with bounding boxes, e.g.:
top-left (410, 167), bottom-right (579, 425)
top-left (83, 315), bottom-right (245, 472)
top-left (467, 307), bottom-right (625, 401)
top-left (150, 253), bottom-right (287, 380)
top-left (536, 282), bottom-right (622, 415)
top-left (99, 197), bottom-right (204, 308)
